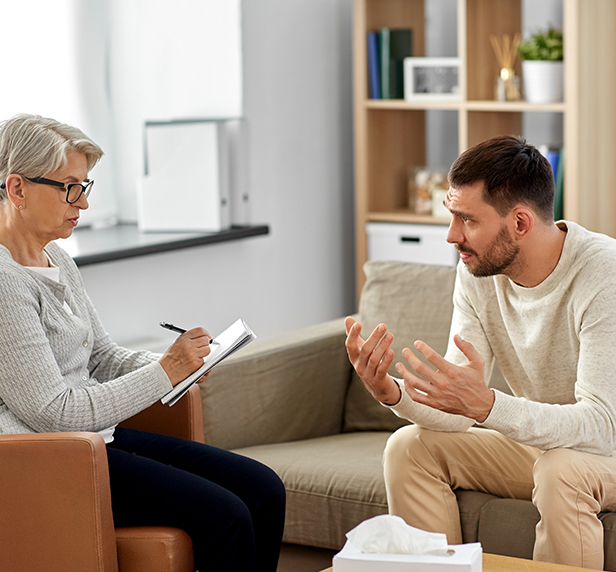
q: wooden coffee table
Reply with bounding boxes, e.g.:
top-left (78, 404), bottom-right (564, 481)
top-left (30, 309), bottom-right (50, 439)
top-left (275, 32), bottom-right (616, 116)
top-left (320, 552), bottom-right (590, 572)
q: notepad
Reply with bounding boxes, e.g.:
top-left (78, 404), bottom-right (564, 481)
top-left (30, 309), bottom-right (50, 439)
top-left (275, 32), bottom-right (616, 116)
top-left (161, 318), bottom-right (256, 406)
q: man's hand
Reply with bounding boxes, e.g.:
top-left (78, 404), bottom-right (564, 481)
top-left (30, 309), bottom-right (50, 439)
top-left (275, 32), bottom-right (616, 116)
top-left (395, 334), bottom-right (494, 422)
top-left (345, 317), bottom-right (401, 405)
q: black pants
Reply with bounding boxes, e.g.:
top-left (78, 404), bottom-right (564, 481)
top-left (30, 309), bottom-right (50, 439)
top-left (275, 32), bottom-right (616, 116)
top-left (106, 427), bottom-right (286, 572)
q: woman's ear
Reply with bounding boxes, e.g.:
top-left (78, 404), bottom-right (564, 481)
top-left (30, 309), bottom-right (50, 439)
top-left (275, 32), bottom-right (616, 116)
top-left (5, 174), bottom-right (27, 209)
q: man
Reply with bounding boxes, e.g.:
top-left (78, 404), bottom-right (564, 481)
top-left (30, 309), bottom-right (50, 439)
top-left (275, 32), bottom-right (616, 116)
top-left (345, 135), bottom-right (616, 570)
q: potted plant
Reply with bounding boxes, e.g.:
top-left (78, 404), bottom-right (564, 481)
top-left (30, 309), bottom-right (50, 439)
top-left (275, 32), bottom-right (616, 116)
top-left (518, 27), bottom-right (564, 103)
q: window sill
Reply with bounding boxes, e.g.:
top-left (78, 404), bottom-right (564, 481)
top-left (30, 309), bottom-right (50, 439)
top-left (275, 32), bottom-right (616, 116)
top-left (58, 222), bottom-right (269, 266)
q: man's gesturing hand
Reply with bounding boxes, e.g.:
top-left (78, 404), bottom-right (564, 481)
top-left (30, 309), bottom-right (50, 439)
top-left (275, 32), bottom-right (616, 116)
top-left (344, 317), bottom-right (402, 406)
top-left (394, 334), bottom-right (494, 422)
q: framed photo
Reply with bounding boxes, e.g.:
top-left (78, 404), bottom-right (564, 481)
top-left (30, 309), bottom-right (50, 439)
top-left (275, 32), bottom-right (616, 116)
top-left (404, 57), bottom-right (461, 101)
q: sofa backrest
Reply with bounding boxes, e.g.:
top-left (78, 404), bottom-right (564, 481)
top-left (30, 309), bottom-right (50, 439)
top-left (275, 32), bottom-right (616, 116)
top-left (201, 318), bottom-right (352, 450)
top-left (343, 261), bottom-right (457, 432)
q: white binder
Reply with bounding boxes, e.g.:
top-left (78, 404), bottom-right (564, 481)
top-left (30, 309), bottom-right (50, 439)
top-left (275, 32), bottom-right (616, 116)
top-left (137, 119), bottom-right (236, 232)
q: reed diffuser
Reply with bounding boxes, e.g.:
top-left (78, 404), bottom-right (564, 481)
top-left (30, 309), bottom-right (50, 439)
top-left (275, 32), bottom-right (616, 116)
top-left (490, 33), bottom-right (521, 101)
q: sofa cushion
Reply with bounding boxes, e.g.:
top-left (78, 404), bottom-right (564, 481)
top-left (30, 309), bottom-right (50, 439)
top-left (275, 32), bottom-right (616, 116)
top-left (477, 498), bottom-right (539, 560)
top-left (600, 512), bottom-right (616, 571)
top-left (233, 432), bottom-right (391, 550)
top-left (343, 261), bottom-right (457, 432)
top-left (454, 489), bottom-right (500, 544)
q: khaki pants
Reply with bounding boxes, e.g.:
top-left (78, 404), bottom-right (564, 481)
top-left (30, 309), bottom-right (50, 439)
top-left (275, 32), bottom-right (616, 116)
top-left (383, 425), bottom-right (616, 570)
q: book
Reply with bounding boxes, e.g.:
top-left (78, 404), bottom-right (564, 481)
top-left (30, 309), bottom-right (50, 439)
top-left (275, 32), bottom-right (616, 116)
top-left (554, 147), bottom-right (565, 220)
top-left (546, 148), bottom-right (560, 180)
top-left (367, 31), bottom-right (381, 99)
top-left (539, 145), bottom-right (564, 220)
top-left (161, 318), bottom-right (256, 406)
top-left (379, 28), bottom-right (391, 99)
top-left (380, 28), bottom-right (413, 99)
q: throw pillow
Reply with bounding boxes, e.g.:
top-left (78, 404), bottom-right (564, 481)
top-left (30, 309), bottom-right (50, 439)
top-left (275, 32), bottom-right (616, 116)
top-left (343, 260), bottom-right (457, 432)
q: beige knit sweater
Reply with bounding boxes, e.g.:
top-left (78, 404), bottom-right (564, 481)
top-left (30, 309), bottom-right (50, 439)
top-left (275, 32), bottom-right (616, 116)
top-left (0, 242), bottom-right (172, 436)
top-left (391, 221), bottom-right (616, 456)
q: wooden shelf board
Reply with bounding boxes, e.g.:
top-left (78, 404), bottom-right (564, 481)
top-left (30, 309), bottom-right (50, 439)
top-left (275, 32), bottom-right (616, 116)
top-left (367, 210), bottom-right (452, 225)
top-left (365, 99), bottom-right (462, 111)
top-left (465, 100), bottom-right (566, 113)
top-left (365, 99), bottom-right (566, 113)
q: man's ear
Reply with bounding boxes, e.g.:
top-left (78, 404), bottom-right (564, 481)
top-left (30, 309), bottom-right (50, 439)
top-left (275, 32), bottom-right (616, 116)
top-left (511, 207), bottom-right (534, 240)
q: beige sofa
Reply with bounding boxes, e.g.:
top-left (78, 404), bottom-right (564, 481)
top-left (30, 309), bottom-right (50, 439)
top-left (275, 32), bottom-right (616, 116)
top-left (201, 261), bottom-right (616, 570)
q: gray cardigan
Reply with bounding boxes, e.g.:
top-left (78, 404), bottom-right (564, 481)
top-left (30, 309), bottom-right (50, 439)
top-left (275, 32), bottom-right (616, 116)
top-left (0, 242), bottom-right (172, 435)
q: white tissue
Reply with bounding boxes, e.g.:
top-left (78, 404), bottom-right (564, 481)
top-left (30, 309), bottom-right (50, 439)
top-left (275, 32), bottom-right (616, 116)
top-left (346, 515), bottom-right (449, 555)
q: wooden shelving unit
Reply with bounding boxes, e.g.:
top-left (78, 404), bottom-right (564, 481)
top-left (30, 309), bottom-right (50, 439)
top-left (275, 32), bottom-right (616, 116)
top-left (353, 0), bottom-right (616, 296)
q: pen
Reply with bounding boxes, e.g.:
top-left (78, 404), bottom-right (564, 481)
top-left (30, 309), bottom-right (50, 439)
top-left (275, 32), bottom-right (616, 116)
top-left (160, 322), bottom-right (219, 345)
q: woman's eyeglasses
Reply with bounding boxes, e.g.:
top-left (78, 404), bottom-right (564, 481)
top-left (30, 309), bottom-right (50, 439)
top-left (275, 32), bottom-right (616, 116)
top-left (24, 176), bottom-right (94, 204)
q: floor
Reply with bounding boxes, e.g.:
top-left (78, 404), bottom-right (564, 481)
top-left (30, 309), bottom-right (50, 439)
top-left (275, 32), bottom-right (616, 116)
top-left (277, 543), bottom-right (337, 572)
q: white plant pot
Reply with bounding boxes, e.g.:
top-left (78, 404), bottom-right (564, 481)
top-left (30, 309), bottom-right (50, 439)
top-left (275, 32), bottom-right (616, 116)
top-left (522, 60), bottom-right (564, 103)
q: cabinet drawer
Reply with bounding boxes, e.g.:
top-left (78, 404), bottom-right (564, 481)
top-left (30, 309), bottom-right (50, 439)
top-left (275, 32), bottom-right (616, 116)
top-left (366, 222), bottom-right (458, 267)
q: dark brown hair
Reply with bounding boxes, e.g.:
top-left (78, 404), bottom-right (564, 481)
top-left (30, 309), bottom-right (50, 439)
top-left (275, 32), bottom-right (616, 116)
top-left (448, 135), bottom-right (555, 222)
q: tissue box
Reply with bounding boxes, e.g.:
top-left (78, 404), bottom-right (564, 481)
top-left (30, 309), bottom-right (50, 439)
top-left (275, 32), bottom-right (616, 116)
top-left (333, 541), bottom-right (482, 572)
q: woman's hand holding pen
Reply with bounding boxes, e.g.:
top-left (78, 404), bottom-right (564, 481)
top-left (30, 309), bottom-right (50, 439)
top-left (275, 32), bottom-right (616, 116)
top-left (158, 327), bottom-right (213, 387)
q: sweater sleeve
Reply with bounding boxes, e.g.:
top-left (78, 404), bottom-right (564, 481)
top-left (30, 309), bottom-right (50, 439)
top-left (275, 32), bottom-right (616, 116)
top-left (0, 265), bottom-right (172, 435)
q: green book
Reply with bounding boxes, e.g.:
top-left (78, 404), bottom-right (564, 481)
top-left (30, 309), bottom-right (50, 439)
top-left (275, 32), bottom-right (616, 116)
top-left (379, 28), bottom-right (413, 99)
top-left (379, 28), bottom-right (391, 99)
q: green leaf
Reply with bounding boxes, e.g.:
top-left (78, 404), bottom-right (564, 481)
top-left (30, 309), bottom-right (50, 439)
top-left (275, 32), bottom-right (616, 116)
top-left (518, 27), bottom-right (563, 61)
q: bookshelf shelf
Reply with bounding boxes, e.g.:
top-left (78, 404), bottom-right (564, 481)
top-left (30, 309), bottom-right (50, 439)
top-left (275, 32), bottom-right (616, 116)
top-left (366, 100), bottom-right (566, 113)
top-left (353, 0), bottom-right (616, 296)
top-left (464, 101), bottom-right (567, 113)
top-left (368, 210), bottom-right (451, 225)
top-left (366, 100), bottom-right (462, 111)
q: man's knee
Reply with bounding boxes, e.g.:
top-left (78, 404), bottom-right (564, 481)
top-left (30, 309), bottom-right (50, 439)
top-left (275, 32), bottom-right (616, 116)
top-left (383, 424), bottom-right (453, 483)
top-left (384, 425), bottom-right (425, 468)
top-left (534, 449), bottom-right (587, 487)
top-left (384, 425), bottom-right (470, 464)
top-left (533, 448), bottom-right (602, 509)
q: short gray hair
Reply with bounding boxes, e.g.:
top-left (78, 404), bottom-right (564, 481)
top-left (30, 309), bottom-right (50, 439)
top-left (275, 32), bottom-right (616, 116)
top-left (0, 114), bottom-right (104, 202)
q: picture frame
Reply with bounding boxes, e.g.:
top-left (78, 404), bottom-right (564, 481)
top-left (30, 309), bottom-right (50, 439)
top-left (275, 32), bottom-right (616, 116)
top-left (403, 57), bottom-right (462, 101)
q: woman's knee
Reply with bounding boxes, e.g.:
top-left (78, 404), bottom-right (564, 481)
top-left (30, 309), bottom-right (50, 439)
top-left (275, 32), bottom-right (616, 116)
top-left (249, 460), bottom-right (286, 507)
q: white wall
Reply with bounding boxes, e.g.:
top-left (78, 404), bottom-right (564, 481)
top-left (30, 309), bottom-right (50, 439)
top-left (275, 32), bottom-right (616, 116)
top-left (80, 0), bottom-right (356, 347)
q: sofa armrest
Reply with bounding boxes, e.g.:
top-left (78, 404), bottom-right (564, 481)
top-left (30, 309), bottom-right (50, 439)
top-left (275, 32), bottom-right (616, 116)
top-left (119, 384), bottom-right (205, 443)
top-left (201, 317), bottom-right (353, 450)
top-left (0, 432), bottom-right (118, 572)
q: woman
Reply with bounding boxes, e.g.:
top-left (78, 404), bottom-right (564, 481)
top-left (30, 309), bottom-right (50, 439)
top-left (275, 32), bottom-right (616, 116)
top-left (0, 114), bottom-right (285, 572)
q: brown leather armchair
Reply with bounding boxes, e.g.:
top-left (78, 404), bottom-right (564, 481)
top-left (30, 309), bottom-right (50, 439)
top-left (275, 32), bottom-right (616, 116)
top-left (0, 385), bottom-right (205, 572)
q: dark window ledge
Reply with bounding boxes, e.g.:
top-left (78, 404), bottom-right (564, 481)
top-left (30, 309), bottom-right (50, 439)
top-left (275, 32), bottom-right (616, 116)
top-left (58, 223), bottom-right (269, 266)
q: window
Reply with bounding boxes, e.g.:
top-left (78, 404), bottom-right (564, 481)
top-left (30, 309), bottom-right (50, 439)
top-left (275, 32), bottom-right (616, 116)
top-left (0, 0), bottom-right (242, 226)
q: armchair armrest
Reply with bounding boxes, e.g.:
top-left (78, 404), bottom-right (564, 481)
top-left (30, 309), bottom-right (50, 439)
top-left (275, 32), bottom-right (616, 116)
top-left (119, 384), bottom-right (205, 443)
top-left (0, 432), bottom-right (118, 572)
top-left (201, 317), bottom-right (353, 450)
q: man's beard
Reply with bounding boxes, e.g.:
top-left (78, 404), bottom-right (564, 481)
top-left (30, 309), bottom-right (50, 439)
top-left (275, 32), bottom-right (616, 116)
top-left (457, 225), bottom-right (520, 277)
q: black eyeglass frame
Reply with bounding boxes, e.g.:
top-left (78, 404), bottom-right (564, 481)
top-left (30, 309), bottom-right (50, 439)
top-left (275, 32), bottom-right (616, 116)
top-left (23, 176), bottom-right (94, 204)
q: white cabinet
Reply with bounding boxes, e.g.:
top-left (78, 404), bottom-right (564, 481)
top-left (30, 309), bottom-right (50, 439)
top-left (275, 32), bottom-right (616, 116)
top-left (366, 222), bottom-right (458, 266)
